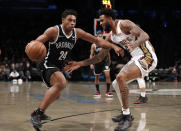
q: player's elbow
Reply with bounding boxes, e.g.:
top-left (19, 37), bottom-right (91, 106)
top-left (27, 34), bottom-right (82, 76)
top-left (144, 32), bottom-right (149, 40)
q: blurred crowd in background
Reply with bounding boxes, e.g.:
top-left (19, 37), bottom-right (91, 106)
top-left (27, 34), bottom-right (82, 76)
top-left (0, 0), bottom-right (181, 82)
top-left (0, 54), bottom-right (32, 81)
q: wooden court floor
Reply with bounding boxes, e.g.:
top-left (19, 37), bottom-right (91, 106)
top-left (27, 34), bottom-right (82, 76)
top-left (0, 81), bottom-right (181, 131)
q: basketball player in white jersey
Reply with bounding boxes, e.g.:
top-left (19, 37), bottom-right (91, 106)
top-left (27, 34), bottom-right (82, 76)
top-left (64, 8), bottom-right (157, 131)
top-left (27, 9), bottom-right (122, 129)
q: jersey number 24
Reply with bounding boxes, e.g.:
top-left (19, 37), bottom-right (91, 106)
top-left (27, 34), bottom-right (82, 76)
top-left (59, 51), bottom-right (68, 60)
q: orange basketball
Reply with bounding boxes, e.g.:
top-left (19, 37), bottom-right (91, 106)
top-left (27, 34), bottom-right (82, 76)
top-left (25, 41), bottom-right (47, 62)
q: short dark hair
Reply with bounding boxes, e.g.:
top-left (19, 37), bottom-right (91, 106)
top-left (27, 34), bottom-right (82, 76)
top-left (61, 9), bottom-right (77, 18)
top-left (99, 8), bottom-right (116, 20)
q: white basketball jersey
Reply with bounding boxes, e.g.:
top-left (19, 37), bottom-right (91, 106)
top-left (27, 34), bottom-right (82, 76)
top-left (110, 20), bottom-right (149, 57)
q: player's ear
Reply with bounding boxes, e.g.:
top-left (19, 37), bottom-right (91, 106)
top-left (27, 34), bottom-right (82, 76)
top-left (62, 18), bottom-right (65, 23)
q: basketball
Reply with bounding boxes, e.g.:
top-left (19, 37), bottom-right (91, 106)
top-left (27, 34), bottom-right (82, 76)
top-left (25, 40), bottom-right (47, 62)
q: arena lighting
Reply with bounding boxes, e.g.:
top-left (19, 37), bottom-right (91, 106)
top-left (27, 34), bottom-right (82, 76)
top-left (102, 0), bottom-right (112, 9)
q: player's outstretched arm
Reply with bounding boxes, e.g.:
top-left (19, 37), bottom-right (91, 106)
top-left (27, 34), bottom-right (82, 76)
top-left (80, 48), bottom-right (110, 66)
top-left (76, 28), bottom-right (121, 56)
top-left (64, 48), bottom-right (109, 73)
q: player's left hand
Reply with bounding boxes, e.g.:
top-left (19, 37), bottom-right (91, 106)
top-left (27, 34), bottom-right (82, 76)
top-left (64, 61), bottom-right (81, 73)
top-left (113, 45), bottom-right (123, 56)
top-left (123, 39), bottom-right (136, 52)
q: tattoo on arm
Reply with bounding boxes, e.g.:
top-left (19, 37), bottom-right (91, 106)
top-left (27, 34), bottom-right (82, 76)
top-left (122, 20), bottom-right (149, 47)
top-left (81, 49), bottom-right (109, 66)
top-left (130, 25), bottom-right (149, 46)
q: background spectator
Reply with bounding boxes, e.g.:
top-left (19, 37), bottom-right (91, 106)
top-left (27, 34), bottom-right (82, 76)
top-left (9, 69), bottom-right (20, 81)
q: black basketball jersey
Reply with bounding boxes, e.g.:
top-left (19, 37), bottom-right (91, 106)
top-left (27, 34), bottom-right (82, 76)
top-left (43, 24), bottom-right (76, 69)
top-left (93, 44), bottom-right (108, 63)
top-left (94, 44), bottom-right (102, 55)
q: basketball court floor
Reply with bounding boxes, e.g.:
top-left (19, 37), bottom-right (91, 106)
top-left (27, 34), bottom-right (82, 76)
top-left (0, 81), bottom-right (181, 131)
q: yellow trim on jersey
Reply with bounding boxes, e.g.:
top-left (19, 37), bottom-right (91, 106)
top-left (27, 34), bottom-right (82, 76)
top-left (140, 43), bottom-right (153, 66)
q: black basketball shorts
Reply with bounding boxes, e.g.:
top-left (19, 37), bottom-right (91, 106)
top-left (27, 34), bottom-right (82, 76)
top-left (94, 61), bottom-right (110, 75)
top-left (39, 61), bottom-right (62, 88)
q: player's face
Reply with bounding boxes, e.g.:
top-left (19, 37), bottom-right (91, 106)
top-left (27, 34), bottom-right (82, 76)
top-left (97, 34), bottom-right (103, 38)
top-left (99, 15), bottom-right (110, 30)
top-left (62, 15), bottom-right (76, 31)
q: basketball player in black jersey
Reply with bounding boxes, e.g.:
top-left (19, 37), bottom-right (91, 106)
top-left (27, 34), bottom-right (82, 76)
top-left (27, 9), bottom-right (122, 129)
top-left (90, 30), bottom-right (113, 97)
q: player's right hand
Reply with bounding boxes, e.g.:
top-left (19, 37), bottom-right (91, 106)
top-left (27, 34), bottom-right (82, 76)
top-left (25, 40), bottom-right (36, 52)
top-left (64, 61), bottom-right (81, 74)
